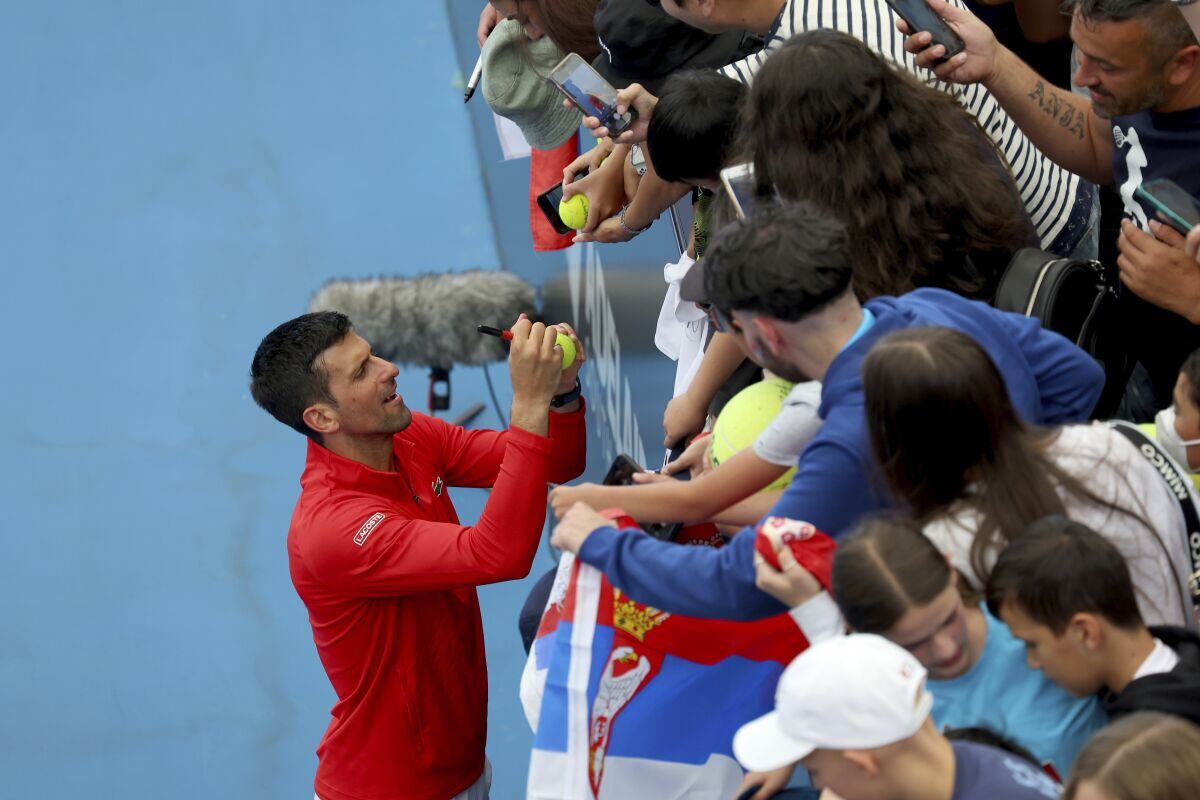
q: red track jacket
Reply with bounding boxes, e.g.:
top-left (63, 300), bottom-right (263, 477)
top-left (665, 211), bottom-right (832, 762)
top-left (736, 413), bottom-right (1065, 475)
top-left (288, 405), bottom-right (586, 800)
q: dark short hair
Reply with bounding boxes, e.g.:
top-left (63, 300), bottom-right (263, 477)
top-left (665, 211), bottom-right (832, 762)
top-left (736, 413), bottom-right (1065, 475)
top-left (1070, 0), bottom-right (1198, 56)
top-left (703, 200), bottom-right (852, 321)
top-left (831, 515), bottom-right (953, 634)
top-left (249, 311), bottom-right (352, 440)
top-left (645, 70), bottom-right (745, 183)
top-left (1183, 347), bottom-right (1200, 409)
top-left (985, 515), bottom-right (1145, 634)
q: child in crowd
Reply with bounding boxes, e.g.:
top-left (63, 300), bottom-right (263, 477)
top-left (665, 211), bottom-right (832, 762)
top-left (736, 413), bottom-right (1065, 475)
top-left (862, 326), bottom-right (1195, 628)
top-left (1155, 346), bottom-right (1200, 476)
top-left (549, 378), bottom-right (820, 527)
top-left (986, 515), bottom-right (1200, 725)
top-left (641, 70), bottom-right (760, 441)
top-left (1063, 712), bottom-right (1200, 800)
top-left (752, 515), bottom-right (1106, 777)
top-left (732, 634), bottom-right (1061, 800)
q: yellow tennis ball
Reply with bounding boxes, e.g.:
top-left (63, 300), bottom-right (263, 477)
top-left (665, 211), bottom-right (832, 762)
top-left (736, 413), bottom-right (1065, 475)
top-left (558, 194), bottom-right (589, 230)
top-left (711, 378), bottom-right (796, 491)
top-left (556, 332), bottom-right (577, 370)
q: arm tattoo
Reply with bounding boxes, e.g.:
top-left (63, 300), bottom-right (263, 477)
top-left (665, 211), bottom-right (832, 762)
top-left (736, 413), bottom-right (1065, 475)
top-left (1028, 81), bottom-right (1087, 140)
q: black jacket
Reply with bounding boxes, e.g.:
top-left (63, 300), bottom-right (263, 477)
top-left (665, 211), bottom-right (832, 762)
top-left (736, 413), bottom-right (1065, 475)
top-left (1104, 626), bottom-right (1200, 725)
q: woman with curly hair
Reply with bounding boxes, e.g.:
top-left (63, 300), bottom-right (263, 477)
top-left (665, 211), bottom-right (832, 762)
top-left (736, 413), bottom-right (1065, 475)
top-left (739, 30), bottom-right (1035, 301)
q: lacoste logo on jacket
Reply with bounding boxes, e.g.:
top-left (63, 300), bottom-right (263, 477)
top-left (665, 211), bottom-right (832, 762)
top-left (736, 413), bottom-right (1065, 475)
top-left (354, 513), bottom-right (386, 546)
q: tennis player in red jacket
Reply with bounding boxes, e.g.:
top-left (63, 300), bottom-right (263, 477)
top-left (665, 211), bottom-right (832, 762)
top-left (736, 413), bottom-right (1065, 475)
top-left (250, 311), bottom-right (586, 800)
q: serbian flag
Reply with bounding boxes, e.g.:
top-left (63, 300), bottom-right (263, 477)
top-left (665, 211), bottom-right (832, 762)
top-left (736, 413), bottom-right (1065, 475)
top-left (522, 517), bottom-right (835, 799)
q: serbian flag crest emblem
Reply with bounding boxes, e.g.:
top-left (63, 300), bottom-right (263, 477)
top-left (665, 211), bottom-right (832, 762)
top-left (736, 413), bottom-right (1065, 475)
top-left (521, 517), bottom-right (835, 799)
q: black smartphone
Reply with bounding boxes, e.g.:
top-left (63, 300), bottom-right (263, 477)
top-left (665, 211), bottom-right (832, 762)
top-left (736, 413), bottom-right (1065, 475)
top-left (885, 0), bottom-right (965, 61)
top-left (600, 454), bottom-right (682, 542)
top-left (1135, 178), bottom-right (1200, 235)
top-left (536, 181), bottom-right (574, 236)
top-left (547, 53), bottom-right (636, 136)
top-left (602, 453), bottom-right (643, 486)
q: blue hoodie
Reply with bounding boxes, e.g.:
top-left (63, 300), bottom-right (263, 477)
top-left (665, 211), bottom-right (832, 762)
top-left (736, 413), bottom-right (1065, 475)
top-left (576, 289), bottom-right (1104, 620)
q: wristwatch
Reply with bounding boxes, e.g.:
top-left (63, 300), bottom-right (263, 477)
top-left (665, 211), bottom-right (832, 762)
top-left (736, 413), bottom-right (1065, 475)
top-left (550, 378), bottom-right (582, 408)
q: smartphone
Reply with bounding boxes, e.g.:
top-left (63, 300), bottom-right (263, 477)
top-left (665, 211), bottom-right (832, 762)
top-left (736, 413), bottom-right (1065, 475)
top-left (602, 454), bottom-right (643, 486)
top-left (536, 181), bottom-right (574, 236)
top-left (1135, 178), bottom-right (1200, 235)
top-left (547, 53), bottom-right (636, 136)
top-left (600, 454), bottom-right (682, 542)
top-left (719, 163), bottom-right (757, 220)
top-left (885, 0), bottom-right (965, 61)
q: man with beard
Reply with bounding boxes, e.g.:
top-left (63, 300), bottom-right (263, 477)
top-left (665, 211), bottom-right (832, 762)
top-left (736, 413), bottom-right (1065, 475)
top-left (549, 201), bottom-right (1104, 621)
top-left (904, 0), bottom-right (1200, 417)
top-left (249, 312), bottom-right (586, 800)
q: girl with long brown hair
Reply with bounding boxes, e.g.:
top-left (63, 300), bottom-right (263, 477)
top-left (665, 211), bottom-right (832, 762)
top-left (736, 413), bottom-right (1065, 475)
top-left (861, 327), bottom-right (1194, 628)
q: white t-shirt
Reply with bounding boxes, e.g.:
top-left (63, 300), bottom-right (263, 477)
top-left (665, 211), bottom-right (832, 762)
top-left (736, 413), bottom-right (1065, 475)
top-left (923, 423), bottom-right (1195, 628)
top-left (653, 253), bottom-right (709, 398)
top-left (1133, 638), bottom-right (1182, 680)
top-left (718, 0), bottom-right (1081, 251)
top-left (752, 380), bottom-right (823, 467)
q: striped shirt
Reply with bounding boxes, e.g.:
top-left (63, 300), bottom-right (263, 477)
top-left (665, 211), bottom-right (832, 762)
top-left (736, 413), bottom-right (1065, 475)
top-left (719, 0), bottom-right (1084, 251)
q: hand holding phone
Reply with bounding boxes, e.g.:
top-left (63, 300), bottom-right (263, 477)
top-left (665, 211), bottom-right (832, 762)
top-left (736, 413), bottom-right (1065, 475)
top-left (602, 454), bottom-right (644, 486)
top-left (887, 0), bottom-right (965, 62)
top-left (1135, 178), bottom-right (1200, 235)
top-left (599, 454), bottom-right (682, 542)
top-left (548, 53), bottom-right (636, 137)
top-left (536, 180), bottom-right (574, 236)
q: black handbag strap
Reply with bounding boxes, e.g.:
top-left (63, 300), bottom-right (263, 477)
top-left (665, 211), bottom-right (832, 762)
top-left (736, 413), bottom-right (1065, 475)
top-left (1109, 421), bottom-right (1200, 611)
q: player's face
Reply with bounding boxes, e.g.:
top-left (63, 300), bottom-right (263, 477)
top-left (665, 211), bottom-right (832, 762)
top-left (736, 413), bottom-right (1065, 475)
top-left (1071, 10), bottom-right (1165, 118)
top-left (887, 584), bottom-right (972, 681)
top-left (317, 332), bottom-right (411, 437)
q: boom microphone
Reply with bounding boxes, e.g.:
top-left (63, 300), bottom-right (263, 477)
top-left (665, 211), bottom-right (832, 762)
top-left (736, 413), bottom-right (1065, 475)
top-left (309, 270), bottom-right (537, 370)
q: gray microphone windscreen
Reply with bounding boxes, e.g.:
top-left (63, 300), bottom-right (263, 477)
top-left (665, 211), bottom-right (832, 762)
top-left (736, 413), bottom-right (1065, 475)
top-left (310, 270), bottom-right (536, 369)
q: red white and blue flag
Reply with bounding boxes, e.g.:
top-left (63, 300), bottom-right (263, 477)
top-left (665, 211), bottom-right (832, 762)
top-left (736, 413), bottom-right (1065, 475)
top-left (522, 518), bottom-right (835, 799)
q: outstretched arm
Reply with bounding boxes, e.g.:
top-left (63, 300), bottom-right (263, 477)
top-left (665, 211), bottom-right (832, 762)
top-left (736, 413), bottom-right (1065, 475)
top-left (548, 447), bottom-right (786, 524)
top-left (581, 524), bottom-right (787, 620)
top-left (902, 0), bottom-right (1114, 184)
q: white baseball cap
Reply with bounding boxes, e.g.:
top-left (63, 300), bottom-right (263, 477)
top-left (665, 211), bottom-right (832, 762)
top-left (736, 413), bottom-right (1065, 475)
top-left (733, 634), bottom-right (935, 772)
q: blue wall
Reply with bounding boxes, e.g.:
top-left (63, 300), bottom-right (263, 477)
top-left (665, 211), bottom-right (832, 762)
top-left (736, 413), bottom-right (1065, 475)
top-left (1, 2), bottom-right (678, 797)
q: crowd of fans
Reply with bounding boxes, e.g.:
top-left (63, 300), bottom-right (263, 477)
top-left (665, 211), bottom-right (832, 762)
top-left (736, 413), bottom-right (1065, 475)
top-left (478, 0), bottom-right (1200, 797)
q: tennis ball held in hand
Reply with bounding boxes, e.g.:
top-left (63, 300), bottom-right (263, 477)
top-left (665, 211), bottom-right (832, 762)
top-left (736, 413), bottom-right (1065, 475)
top-left (558, 193), bottom-right (589, 230)
top-left (555, 332), bottom-right (577, 370)
top-left (475, 324), bottom-right (577, 370)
